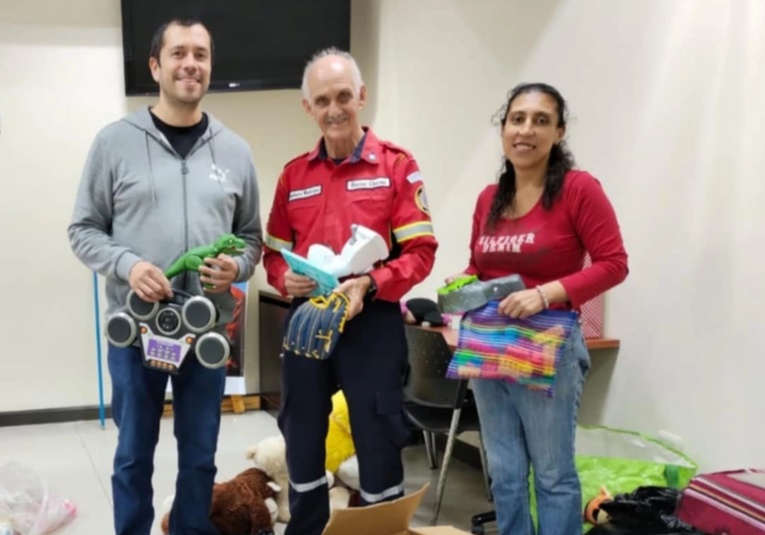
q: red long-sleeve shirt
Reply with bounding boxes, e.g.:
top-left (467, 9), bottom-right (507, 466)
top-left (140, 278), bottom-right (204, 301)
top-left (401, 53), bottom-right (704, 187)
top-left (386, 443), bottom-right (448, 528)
top-left (263, 128), bottom-right (438, 302)
top-left (463, 170), bottom-right (628, 309)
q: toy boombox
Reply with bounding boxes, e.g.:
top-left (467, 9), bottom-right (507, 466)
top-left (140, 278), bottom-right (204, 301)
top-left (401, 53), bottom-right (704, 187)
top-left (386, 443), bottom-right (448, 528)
top-left (105, 289), bottom-right (230, 374)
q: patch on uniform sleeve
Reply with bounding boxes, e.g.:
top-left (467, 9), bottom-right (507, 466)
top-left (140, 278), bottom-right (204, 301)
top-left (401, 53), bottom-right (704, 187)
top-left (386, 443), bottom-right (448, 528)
top-left (406, 171), bottom-right (423, 184)
top-left (415, 185), bottom-right (430, 214)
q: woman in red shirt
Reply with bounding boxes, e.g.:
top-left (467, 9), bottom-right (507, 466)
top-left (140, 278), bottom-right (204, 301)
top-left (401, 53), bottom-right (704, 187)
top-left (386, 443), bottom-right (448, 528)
top-left (449, 83), bottom-right (628, 535)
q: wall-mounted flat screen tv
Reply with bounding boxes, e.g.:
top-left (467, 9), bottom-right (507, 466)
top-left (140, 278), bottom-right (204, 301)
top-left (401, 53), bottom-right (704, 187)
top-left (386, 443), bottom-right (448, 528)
top-left (120, 0), bottom-right (352, 95)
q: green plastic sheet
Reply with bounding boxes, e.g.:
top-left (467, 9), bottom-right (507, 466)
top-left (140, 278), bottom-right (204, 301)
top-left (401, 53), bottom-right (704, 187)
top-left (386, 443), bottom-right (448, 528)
top-left (525, 425), bottom-right (698, 532)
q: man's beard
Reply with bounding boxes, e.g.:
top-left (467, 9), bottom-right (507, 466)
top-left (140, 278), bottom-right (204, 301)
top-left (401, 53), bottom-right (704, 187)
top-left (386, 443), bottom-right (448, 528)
top-left (164, 79), bottom-right (206, 108)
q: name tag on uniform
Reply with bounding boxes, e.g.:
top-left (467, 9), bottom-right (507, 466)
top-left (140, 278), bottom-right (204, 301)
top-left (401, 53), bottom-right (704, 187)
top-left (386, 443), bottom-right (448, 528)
top-left (289, 185), bottom-right (322, 201)
top-left (346, 177), bottom-right (391, 191)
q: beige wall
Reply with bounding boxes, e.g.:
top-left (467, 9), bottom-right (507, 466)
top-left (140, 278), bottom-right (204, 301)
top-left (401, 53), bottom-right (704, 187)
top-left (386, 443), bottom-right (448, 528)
top-left (1, 0), bottom-right (763, 472)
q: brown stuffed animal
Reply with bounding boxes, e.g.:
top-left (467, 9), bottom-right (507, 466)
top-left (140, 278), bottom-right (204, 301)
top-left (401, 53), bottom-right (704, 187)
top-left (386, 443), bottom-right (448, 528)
top-left (161, 468), bottom-right (280, 535)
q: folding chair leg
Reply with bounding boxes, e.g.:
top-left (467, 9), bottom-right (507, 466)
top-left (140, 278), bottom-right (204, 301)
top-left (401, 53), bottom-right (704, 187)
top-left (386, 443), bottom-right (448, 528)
top-left (431, 408), bottom-right (462, 525)
top-left (423, 430), bottom-right (438, 469)
top-left (477, 431), bottom-right (493, 502)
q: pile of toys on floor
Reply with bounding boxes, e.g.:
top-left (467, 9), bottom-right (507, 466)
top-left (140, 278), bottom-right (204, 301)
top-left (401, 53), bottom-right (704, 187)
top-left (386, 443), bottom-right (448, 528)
top-left (158, 390), bottom-right (359, 535)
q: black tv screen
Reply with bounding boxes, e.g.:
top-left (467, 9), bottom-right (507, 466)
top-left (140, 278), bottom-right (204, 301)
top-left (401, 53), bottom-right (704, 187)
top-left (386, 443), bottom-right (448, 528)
top-left (120, 0), bottom-right (352, 95)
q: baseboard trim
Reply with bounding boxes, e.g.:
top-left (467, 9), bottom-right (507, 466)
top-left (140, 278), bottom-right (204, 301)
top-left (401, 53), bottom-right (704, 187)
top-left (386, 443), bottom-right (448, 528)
top-left (0, 395), bottom-right (265, 428)
top-left (0, 405), bottom-right (114, 428)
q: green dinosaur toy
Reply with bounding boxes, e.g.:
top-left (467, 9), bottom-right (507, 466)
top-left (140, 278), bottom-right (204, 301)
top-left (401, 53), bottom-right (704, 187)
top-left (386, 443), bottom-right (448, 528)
top-left (165, 233), bottom-right (247, 282)
top-left (437, 274), bottom-right (478, 295)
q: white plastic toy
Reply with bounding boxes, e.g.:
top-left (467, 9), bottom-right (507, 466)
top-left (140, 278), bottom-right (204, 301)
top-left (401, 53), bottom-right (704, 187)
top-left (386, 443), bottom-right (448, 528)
top-left (308, 224), bottom-right (388, 278)
top-left (281, 224), bottom-right (389, 296)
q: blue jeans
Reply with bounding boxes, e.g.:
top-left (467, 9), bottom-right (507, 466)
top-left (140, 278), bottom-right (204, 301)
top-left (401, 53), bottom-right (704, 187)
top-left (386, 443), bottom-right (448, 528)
top-left (471, 321), bottom-right (590, 535)
top-left (107, 343), bottom-right (226, 535)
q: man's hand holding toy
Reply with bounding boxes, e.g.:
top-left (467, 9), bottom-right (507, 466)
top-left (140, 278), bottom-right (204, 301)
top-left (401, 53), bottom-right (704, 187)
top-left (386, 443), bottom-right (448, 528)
top-left (128, 261), bottom-right (173, 303)
top-left (164, 233), bottom-right (247, 292)
top-left (109, 234), bottom-right (248, 375)
top-left (280, 224), bottom-right (388, 360)
top-left (283, 270), bottom-right (318, 298)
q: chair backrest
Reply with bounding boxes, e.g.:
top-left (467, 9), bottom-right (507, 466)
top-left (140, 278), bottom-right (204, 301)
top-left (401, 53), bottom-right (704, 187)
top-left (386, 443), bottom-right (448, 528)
top-left (403, 325), bottom-right (467, 409)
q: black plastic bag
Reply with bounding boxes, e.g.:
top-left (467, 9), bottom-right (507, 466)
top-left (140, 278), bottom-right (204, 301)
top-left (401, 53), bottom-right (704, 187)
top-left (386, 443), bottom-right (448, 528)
top-left (588, 486), bottom-right (706, 535)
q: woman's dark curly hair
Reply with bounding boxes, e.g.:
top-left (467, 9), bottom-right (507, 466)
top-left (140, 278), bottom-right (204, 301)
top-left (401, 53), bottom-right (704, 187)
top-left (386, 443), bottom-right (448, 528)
top-left (486, 83), bottom-right (575, 228)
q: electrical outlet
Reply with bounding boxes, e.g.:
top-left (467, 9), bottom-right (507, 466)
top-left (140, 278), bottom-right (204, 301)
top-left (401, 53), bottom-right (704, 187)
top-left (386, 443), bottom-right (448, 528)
top-left (658, 430), bottom-right (683, 451)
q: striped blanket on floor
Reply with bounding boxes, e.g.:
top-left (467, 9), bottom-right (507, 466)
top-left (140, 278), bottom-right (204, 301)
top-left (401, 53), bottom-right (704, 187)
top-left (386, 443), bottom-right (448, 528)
top-left (446, 300), bottom-right (578, 397)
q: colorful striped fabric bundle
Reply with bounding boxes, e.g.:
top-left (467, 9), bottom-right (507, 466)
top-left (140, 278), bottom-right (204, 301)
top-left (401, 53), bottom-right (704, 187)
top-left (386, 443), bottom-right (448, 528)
top-left (446, 300), bottom-right (578, 397)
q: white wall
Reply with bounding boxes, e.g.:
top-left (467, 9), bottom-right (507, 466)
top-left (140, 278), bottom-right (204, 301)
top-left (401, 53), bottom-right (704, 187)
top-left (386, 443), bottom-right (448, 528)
top-left (1, 0), bottom-right (763, 472)
top-left (0, 0), bottom-right (319, 412)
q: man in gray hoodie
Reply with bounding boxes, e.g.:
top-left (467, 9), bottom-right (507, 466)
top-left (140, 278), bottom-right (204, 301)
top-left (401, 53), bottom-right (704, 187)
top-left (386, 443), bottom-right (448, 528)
top-left (68, 17), bottom-right (262, 535)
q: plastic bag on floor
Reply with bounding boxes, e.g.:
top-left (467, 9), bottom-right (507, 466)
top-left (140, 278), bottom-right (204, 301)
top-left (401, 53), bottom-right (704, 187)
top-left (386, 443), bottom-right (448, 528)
top-left (576, 426), bottom-right (697, 510)
top-left (527, 426), bottom-right (698, 532)
top-left (0, 462), bottom-right (77, 535)
top-left (587, 486), bottom-right (705, 534)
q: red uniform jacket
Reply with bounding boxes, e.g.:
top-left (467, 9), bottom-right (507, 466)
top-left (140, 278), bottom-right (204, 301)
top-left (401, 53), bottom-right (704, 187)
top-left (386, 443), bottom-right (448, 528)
top-left (263, 128), bottom-right (438, 303)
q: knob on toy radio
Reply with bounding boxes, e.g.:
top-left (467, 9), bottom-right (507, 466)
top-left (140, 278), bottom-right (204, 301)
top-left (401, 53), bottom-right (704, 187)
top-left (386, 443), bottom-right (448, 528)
top-left (155, 308), bottom-right (182, 337)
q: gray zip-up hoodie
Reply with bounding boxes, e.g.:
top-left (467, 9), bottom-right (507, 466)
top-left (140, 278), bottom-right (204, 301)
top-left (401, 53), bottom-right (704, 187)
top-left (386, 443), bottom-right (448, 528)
top-left (68, 107), bottom-right (263, 325)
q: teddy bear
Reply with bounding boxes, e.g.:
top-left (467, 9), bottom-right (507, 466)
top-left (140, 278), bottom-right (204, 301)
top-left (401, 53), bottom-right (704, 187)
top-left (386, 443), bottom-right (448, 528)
top-left (246, 390), bottom-right (360, 523)
top-left (246, 434), bottom-right (356, 525)
top-left (245, 434), bottom-right (293, 524)
top-left (160, 467), bottom-right (280, 535)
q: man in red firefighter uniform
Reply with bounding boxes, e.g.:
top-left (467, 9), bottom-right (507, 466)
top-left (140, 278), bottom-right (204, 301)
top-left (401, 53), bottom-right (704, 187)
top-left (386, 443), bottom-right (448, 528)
top-left (263, 47), bottom-right (438, 535)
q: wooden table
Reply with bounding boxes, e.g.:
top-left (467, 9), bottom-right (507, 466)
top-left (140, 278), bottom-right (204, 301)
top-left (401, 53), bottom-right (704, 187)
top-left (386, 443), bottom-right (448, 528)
top-left (417, 325), bottom-right (620, 351)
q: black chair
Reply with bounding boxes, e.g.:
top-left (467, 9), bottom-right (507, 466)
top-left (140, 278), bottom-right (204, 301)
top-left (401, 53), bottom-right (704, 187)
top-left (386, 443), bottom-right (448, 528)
top-left (403, 325), bottom-right (492, 525)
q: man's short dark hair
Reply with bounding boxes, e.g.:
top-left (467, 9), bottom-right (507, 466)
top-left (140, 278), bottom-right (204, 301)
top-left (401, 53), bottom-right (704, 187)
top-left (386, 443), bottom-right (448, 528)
top-left (149, 17), bottom-right (215, 65)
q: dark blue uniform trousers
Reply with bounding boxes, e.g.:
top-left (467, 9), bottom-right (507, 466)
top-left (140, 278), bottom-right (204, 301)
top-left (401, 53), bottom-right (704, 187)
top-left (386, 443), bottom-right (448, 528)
top-left (278, 298), bottom-right (411, 535)
top-left (107, 343), bottom-right (226, 535)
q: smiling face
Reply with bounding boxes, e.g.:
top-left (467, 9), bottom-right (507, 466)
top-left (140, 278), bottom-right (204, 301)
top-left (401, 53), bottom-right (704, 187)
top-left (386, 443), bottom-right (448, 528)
top-left (149, 22), bottom-right (212, 109)
top-left (501, 90), bottom-right (565, 172)
top-left (302, 54), bottom-right (366, 145)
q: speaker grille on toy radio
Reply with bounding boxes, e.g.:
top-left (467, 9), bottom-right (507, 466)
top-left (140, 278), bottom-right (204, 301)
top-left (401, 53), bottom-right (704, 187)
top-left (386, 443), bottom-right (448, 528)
top-left (195, 332), bottom-right (230, 369)
top-left (182, 296), bottom-right (217, 333)
top-left (106, 313), bottom-right (137, 347)
top-left (127, 290), bottom-right (159, 320)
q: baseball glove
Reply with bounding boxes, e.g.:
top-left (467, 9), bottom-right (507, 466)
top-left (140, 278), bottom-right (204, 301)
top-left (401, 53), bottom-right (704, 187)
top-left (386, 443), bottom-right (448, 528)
top-left (282, 292), bottom-right (351, 360)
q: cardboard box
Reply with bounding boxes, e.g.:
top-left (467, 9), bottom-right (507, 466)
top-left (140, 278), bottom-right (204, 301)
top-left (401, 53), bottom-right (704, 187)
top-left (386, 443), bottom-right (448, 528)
top-left (321, 483), bottom-right (471, 535)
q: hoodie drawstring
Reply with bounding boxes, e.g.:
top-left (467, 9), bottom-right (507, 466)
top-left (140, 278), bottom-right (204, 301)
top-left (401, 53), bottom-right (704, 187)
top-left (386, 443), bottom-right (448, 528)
top-left (208, 134), bottom-right (223, 193)
top-left (144, 132), bottom-right (158, 206)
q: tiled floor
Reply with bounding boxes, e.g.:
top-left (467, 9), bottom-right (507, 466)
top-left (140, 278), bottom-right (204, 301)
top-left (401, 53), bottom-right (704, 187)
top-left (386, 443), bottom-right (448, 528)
top-left (0, 411), bottom-right (496, 534)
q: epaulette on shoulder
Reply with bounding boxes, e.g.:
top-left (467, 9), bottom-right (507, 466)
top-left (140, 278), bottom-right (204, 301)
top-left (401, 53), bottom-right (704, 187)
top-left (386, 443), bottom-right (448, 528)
top-left (283, 151), bottom-right (310, 171)
top-left (380, 140), bottom-right (415, 167)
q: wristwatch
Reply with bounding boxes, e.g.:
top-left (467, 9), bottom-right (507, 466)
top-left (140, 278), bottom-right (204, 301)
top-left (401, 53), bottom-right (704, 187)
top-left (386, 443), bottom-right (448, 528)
top-left (365, 274), bottom-right (378, 298)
